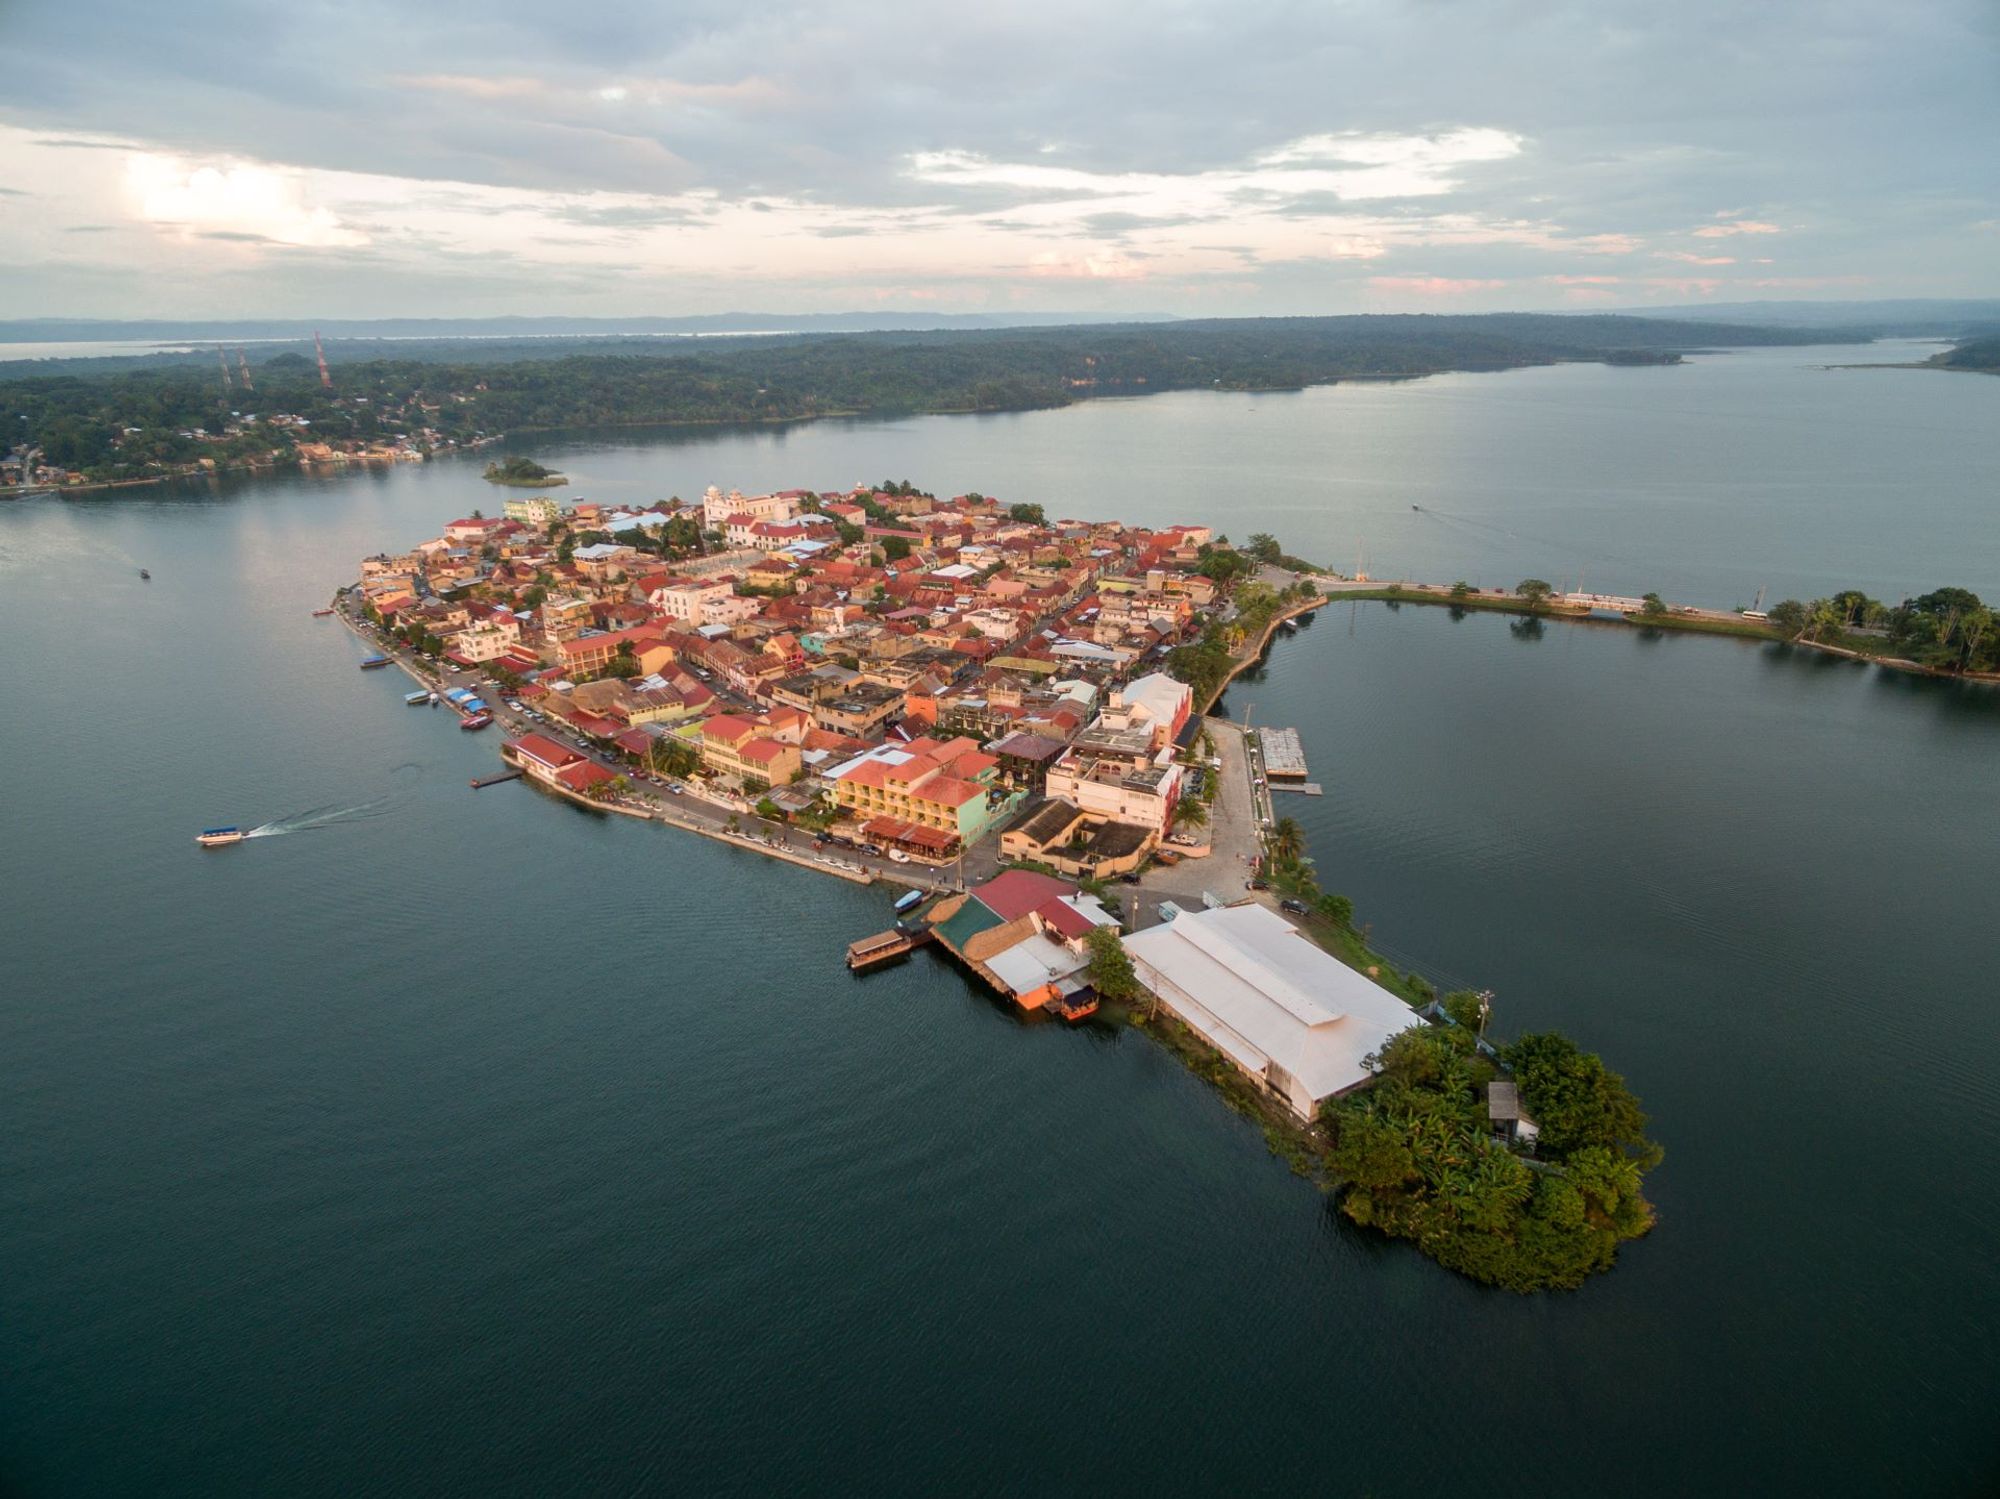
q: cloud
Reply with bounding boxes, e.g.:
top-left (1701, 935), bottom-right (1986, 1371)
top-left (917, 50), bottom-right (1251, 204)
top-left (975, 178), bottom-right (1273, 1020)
top-left (125, 153), bottom-right (367, 247)
top-left (0, 0), bottom-right (1993, 316)
top-left (1691, 218), bottom-right (1781, 238)
top-left (1656, 251), bottom-right (1736, 265)
top-left (1367, 275), bottom-right (1507, 297)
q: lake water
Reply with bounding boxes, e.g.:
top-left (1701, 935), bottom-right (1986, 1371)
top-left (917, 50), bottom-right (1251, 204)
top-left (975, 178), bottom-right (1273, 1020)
top-left (2, 343), bottom-right (1997, 1495)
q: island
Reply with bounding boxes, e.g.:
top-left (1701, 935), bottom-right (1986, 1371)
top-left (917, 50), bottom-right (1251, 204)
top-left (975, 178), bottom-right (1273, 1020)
top-left (337, 478), bottom-right (1667, 1290)
top-left (483, 456), bottom-right (567, 487)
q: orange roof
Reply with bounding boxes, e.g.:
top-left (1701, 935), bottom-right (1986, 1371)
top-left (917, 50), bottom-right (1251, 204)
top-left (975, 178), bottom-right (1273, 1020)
top-left (701, 713), bottom-right (761, 744)
top-left (911, 775), bottom-right (984, 809)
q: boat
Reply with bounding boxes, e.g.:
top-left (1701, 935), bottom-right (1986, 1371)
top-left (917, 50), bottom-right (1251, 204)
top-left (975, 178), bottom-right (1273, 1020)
top-left (892, 889), bottom-right (925, 915)
top-left (139, 568), bottom-right (151, 580)
top-left (459, 710), bottom-right (494, 731)
top-left (1057, 989), bottom-right (1100, 1023)
top-left (359, 655), bottom-right (392, 669)
top-left (405, 690), bottom-right (433, 706)
top-left (195, 826), bottom-right (246, 848)
top-left (312, 608), bottom-right (334, 617)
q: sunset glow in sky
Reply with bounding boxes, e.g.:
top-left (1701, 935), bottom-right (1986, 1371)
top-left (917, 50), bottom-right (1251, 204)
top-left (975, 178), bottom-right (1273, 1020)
top-left (1, 0), bottom-right (1994, 318)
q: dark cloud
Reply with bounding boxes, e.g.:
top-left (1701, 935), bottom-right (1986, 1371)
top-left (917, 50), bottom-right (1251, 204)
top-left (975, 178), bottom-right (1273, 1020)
top-left (0, 0), bottom-right (1993, 313)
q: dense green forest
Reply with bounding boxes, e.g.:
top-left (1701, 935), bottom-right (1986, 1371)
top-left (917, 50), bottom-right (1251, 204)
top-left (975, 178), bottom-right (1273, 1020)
top-left (1327, 1025), bottom-right (1661, 1292)
top-left (4, 313), bottom-right (1839, 483)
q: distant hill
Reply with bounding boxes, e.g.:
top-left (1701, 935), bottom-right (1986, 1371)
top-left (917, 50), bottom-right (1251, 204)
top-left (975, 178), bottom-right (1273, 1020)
top-left (0, 310), bottom-right (1844, 381)
top-left (1616, 299), bottom-right (2000, 337)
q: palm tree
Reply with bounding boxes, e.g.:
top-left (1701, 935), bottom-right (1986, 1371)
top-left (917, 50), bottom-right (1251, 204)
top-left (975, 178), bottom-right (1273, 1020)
top-left (1270, 817), bottom-right (1304, 865)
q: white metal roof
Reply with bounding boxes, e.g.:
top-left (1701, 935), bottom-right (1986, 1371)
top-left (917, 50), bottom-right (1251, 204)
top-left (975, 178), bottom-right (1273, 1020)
top-left (1124, 904), bottom-right (1423, 1104)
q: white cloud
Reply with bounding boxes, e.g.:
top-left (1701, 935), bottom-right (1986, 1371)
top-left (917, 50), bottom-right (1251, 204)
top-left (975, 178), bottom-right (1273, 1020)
top-left (125, 153), bottom-right (366, 246)
top-left (1691, 217), bottom-right (1781, 239)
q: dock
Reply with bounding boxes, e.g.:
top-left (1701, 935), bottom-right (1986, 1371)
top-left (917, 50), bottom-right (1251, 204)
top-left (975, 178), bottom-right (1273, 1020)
top-left (1272, 781), bottom-right (1323, 796)
top-left (1260, 726), bottom-right (1308, 779)
top-left (848, 925), bottom-right (932, 970)
top-left (470, 769), bottom-right (524, 790)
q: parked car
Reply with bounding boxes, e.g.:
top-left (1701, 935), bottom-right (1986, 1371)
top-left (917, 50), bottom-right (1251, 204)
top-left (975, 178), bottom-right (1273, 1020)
top-left (1247, 878), bottom-right (1269, 891)
top-left (887, 849), bottom-right (911, 864)
top-left (1280, 898), bottom-right (1310, 916)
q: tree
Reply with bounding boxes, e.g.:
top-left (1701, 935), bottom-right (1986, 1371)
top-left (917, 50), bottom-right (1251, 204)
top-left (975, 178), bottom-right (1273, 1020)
top-left (1449, 581), bottom-right (1473, 600)
top-left (1442, 989), bottom-right (1486, 1031)
top-left (1244, 533), bottom-right (1283, 565)
top-left (1327, 1110), bottom-right (1418, 1192)
top-left (1174, 797), bottom-right (1208, 830)
top-left (1767, 599), bottom-right (1810, 637)
top-left (1007, 502), bottom-right (1046, 525)
top-left (1316, 892), bottom-right (1353, 928)
top-left (1269, 816), bottom-right (1304, 865)
top-left (1515, 579), bottom-right (1554, 611)
top-left (881, 535), bottom-right (912, 562)
top-left (1640, 592), bottom-right (1669, 618)
top-left (1084, 925), bottom-right (1143, 1004)
top-left (1501, 1032), bottom-right (1662, 1168)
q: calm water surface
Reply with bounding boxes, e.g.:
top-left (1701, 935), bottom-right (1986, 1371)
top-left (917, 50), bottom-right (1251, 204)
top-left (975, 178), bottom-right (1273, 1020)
top-left (2, 346), bottom-right (1997, 1495)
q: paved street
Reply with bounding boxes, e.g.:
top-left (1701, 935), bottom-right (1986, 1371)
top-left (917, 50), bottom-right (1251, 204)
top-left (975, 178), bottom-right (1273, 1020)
top-left (1124, 716), bottom-right (1266, 930)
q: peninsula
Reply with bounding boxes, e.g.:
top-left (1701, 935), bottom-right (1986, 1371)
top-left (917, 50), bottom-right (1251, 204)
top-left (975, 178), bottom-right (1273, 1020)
top-left (342, 479), bottom-right (1664, 1289)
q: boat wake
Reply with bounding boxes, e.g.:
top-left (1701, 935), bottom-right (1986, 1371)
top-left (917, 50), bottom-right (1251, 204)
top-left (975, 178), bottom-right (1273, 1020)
top-left (244, 797), bottom-right (393, 837)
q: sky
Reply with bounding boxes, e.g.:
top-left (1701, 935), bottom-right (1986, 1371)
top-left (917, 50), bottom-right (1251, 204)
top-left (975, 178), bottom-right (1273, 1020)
top-left (0, 0), bottom-right (1995, 320)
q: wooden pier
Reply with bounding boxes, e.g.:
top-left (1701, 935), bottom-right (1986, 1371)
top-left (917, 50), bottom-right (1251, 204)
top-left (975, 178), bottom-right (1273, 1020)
top-left (469, 769), bottom-right (524, 790)
top-left (1271, 781), bottom-right (1323, 796)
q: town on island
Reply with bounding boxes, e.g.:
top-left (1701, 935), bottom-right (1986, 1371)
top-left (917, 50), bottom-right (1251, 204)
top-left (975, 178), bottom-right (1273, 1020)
top-left (313, 476), bottom-right (1671, 1292)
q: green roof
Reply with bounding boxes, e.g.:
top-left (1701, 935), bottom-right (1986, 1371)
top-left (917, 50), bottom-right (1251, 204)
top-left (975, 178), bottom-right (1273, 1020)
top-left (934, 897), bottom-right (1005, 955)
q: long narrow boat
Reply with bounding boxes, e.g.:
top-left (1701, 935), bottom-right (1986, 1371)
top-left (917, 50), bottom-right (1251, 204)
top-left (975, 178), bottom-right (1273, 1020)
top-left (195, 827), bottom-right (246, 848)
top-left (460, 710), bottom-right (494, 731)
top-left (359, 655), bottom-right (392, 669)
top-left (405, 690), bottom-right (433, 706)
top-left (312, 608), bottom-right (334, 617)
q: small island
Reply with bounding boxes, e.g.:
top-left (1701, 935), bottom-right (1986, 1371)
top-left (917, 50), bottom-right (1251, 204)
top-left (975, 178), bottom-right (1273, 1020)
top-left (483, 456), bottom-right (567, 487)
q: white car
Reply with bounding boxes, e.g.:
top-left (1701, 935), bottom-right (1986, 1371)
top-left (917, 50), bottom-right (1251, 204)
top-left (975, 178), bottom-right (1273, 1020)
top-left (887, 849), bottom-right (911, 863)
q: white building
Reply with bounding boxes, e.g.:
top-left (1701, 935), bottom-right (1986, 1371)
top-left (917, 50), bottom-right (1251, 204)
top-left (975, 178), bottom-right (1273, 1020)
top-left (649, 575), bottom-right (736, 623)
top-left (1123, 903), bottom-right (1425, 1120)
top-left (702, 486), bottom-right (806, 532)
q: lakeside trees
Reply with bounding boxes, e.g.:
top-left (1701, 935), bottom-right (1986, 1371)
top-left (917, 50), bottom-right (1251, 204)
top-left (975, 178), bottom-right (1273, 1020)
top-left (1085, 926), bottom-right (1142, 1003)
top-left (1766, 585), bottom-right (1999, 673)
top-left (1325, 1025), bottom-right (1660, 1292)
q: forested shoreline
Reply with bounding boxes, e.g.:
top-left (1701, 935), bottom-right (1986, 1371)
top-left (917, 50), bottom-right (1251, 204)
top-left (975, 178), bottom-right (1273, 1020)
top-left (4, 313), bottom-right (1837, 486)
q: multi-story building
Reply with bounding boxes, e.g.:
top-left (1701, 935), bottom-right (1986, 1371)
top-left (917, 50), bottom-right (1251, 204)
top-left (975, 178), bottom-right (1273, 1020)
top-left (1043, 715), bottom-right (1182, 834)
top-left (825, 736), bottom-right (1008, 849)
top-left (699, 713), bottom-right (802, 788)
top-left (702, 486), bottom-right (806, 532)
top-left (502, 495), bottom-right (563, 527)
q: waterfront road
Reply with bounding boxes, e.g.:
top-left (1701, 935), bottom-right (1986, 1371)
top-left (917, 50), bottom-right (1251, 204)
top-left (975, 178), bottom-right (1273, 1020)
top-left (338, 607), bottom-right (959, 896)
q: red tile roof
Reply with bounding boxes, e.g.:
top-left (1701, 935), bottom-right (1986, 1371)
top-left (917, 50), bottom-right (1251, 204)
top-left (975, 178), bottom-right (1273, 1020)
top-left (971, 869), bottom-right (1079, 922)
